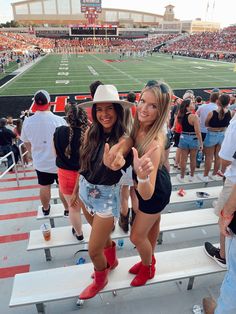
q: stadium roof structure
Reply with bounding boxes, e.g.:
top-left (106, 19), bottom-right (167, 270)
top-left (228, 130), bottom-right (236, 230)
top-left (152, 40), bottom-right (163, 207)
top-left (11, 0), bottom-right (179, 27)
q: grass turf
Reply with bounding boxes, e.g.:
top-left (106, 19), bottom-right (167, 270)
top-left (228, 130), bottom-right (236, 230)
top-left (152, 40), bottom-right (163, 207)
top-left (0, 53), bottom-right (236, 96)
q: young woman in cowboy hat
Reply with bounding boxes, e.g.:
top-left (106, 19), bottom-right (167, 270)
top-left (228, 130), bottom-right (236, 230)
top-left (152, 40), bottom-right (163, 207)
top-left (77, 84), bottom-right (134, 300)
top-left (104, 80), bottom-right (172, 287)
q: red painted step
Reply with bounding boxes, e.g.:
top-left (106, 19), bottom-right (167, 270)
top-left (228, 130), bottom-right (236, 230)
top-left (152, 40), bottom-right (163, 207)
top-left (0, 265), bottom-right (30, 279)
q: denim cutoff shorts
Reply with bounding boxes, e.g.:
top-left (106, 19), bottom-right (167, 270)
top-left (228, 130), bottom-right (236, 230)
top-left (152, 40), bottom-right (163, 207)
top-left (204, 131), bottom-right (225, 147)
top-left (79, 175), bottom-right (121, 218)
top-left (178, 133), bottom-right (199, 149)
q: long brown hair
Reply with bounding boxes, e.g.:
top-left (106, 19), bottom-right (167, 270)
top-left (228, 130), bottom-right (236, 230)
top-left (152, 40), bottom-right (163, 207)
top-left (131, 81), bottom-right (172, 156)
top-left (80, 103), bottom-right (125, 172)
top-left (177, 99), bottom-right (191, 124)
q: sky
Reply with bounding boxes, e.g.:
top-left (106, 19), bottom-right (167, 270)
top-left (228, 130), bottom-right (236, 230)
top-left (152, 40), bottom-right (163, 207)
top-left (0, 0), bottom-right (235, 27)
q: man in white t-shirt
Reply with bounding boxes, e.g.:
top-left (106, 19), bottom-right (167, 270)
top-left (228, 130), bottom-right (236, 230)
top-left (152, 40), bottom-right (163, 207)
top-left (196, 91), bottom-right (219, 141)
top-left (21, 90), bottom-right (68, 215)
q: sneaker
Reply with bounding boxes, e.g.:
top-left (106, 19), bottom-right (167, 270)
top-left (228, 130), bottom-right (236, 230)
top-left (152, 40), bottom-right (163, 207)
top-left (72, 227), bottom-right (84, 242)
top-left (42, 205), bottom-right (50, 216)
top-left (204, 242), bottom-right (227, 268)
top-left (176, 174), bottom-right (185, 183)
top-left (188, 175), bottom-right (195, 182)
top-left (64, 210), bottom-right (69, 217)
top-left (198, 173), bottom-right (209, 183)
top-left (208, 173), bottom-right (218, 181)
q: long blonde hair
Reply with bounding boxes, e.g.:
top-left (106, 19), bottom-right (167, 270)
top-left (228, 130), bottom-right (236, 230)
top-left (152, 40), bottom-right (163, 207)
top-left (131, 81), bottom-right (172, 156)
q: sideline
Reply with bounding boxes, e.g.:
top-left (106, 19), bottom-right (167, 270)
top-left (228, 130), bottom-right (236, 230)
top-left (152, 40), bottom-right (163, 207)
top-left (0, 54), bottom-right (47, 91)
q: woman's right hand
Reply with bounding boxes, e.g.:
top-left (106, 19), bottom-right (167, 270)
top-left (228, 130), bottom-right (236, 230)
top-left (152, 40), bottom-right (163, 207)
top-left (70, 192), bottom-right (79, 208)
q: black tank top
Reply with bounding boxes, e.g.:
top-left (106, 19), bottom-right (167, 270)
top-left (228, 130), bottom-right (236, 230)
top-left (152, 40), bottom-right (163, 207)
top-left (182, 113), bottom-right (195, 132)
top-left (208, 110), bottom-right (231, 128)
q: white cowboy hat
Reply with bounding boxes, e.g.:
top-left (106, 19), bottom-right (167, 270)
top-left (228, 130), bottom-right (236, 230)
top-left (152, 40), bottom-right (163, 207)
top-left (78, 84), bottom-right (134, 108)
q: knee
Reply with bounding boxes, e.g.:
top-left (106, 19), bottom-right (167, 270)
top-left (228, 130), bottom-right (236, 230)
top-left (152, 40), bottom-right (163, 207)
top-left (130, 231), bottom-right (142, 246)
top-left (89, 247), bottom-right (102, 261)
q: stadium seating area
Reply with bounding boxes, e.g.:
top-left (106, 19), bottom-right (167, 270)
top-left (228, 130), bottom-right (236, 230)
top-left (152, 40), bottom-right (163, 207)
top-left (1, 27), bottom-right (236, 63)
top-left (161, 26), bottom-right (236, 61)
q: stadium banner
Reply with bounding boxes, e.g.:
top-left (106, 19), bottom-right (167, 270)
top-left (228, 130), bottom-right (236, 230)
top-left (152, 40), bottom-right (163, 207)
top-left (81, 0), bottom-right (102, 13)
top-left (1, 88), bottom-right (236, 119)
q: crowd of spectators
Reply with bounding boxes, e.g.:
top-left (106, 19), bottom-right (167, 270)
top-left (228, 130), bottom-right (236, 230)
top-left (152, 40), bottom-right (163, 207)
top-left (1, 26), bottom-right (236, 71)
top-left (161, 26), bottom-right (236, 62)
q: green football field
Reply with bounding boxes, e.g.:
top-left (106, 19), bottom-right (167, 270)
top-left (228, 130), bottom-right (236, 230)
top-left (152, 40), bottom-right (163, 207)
top-left (1, 53), bottom-right (236, 96)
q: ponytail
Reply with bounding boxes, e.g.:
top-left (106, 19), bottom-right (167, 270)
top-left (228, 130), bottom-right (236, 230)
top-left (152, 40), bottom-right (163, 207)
top-left (218, 94), bottom-right (230, 120)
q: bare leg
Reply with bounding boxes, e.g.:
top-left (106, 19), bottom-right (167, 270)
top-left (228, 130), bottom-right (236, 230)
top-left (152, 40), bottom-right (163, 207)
top-left (204, 146), bottom-right (214, 177)
top-left (180, 149), bottom-right (189, 178)
top-left (89, 215), bottom-right (114, 270)
top-left (120, 185), bottom-right (130, 216)
top-left (59, 190), bottom-right (68, 211)
top-left (40, 185), bottom-right (51, 210)
top-left (213, 144), bottom-right (221, 175)
top-left (81, 201), bottom-right (94, 226)
top-left (130, 211), bottom-right (160, 265)
top-left (189, 148), bottom-right (197, 176)
top-left (175, 147), bottom-right (181, 168)
top-left (63, 194), bottom-right (82, 236)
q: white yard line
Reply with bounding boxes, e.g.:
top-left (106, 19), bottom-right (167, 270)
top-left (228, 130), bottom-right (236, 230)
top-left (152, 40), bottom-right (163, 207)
top-left (91, 54), bottom-right (144, 85)
top-left (88, 66), bottom-right (99, 76)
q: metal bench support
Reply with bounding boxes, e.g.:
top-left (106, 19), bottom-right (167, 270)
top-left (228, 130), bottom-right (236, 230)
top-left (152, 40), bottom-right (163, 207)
top-left (36, 302), bottom-right (46, 314)
top-left (187, 276), bottom-right (195, 290)
top-left (44, 248), bottom-right (52, 261)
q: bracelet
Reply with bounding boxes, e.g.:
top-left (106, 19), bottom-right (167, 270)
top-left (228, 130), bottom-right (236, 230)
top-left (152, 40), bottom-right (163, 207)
top-left (137, 175), bottom-right (150, 183)
top-left (220, 209), bottom-right (233, 220)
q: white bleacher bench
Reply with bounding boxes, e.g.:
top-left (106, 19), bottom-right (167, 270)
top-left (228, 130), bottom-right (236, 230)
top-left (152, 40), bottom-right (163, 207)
top-left (10, 244), bottom-right (225, 314)
top-left (169, 164), bottom-right (214, 177)
top-left (51, 185), bottom-right (222, 206)
top-left (39, 179), bottom-right (222, 227)
top-left (171, 174), bottom-right (222, 188)
top-left (29, 207), bottom-right (218, 261)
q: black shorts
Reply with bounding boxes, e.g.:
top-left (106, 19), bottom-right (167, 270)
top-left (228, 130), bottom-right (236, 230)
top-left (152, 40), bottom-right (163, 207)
top-left (135, 166), bottom-right (172, 214)
top-left (36, 169), bottom-right (58, 186)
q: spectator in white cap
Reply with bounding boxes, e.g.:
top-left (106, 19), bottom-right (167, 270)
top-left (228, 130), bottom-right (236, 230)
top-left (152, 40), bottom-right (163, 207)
top-left (21, 90), bottom-right (69, 216)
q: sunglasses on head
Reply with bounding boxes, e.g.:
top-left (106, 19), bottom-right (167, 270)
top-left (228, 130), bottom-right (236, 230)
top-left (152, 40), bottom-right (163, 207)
top-left (145, 80), bottom-right (169, 94)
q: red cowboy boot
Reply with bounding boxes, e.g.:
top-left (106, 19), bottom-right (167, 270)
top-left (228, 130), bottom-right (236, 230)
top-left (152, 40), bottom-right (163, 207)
top-left (104, 241), bottom-right (119, 271)
top-left (79, 267), bottom-right (109, 300)
top-left (130, 262), bottom-right (155, 287)
top-left (129, 255), bottom-right (156, 275)
top-left (91, 241), bottom-right (118, 278)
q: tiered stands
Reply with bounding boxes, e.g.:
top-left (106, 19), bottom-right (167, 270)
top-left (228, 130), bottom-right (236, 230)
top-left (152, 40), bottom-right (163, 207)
top-left (8, 146), bottom-right (225, 313)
